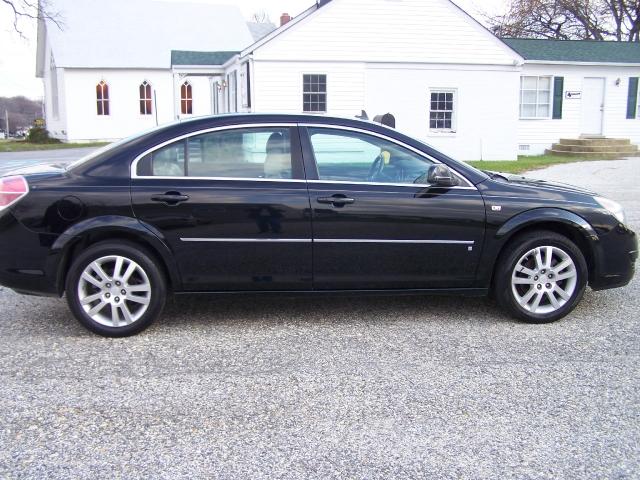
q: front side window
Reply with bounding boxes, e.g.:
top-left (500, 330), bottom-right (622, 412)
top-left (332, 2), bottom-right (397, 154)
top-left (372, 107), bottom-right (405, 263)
top-left (308, 128), bottom-right (435, 184)
top-left (140, 81), bottom-right (152, 115)
top-left (138, 128), bottom-right (293, 179)
top-left (181, 81), bottom-right (193, 115)
top-left (429, 90), bottom-right (456, 131)
top-left (303, 74), bottom-right (327, 113)
top-left (96, 81), bottom-right (109, 116)
top-left (520, 76), bottom-right (551, 118)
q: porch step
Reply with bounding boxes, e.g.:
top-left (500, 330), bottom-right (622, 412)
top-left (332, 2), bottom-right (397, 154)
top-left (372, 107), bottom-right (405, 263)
top-left (545, 149), bottom-right (640, 159)
top-left (552, 144), bottom-right (639, 153)
top-left (548, 137), bottom-right (639, 159)
top-left (558, 138), bottom-right (631, 147)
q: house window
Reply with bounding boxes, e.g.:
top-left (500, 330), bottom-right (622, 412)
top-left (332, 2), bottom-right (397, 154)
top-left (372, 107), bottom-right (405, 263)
top-left (139, 81), bottom-right (152, 115)
top-left (181, 81), bottom-right (193, 115)
top-left (303, 74), bottom-right (327, 113)
top-left (429, 90), bottom-right (456, 131)
top-left (520, 76), bottom-right (551, 118)
top-left (96, 81), bottom-right (109, 116)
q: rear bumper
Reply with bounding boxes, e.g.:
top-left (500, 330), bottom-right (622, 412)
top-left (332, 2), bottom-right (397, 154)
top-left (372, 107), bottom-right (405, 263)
top-left (0, 212), bottom-right (60, 296)
top-left (590, 225), bottom-right (637, 291)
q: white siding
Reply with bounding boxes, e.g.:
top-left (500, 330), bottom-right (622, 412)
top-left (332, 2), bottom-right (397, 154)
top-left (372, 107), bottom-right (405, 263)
top-left (252, 61), bottom-right (366, 118)
top-left (518, 64), bottom-right (640, 155)
top-left (61, 70), bottom-right (215, 142)
top-left (252, 0), bottom-right (520, 66)
top-left (366, 64), bottom-right (519, 160)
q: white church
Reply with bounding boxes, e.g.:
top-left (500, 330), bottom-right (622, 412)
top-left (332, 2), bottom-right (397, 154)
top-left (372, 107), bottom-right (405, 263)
top-left (37, 0), bottom-right (640, 160)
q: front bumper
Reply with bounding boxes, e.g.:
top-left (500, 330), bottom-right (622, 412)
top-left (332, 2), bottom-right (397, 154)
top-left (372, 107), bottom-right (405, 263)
top-left (590, 224), bottom-right (637, 291)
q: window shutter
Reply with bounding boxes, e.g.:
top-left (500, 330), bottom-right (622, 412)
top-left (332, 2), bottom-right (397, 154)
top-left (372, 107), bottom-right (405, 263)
top-left (552, 77), bottom-right (564, 119)
top-left (627, 77), bottom-right (639, 119)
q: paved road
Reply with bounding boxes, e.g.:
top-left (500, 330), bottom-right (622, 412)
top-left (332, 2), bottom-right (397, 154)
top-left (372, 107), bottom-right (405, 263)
top-left (0, 159), bottom-right (638, 479)
top-left (0, 148), bottom-right (98, 175)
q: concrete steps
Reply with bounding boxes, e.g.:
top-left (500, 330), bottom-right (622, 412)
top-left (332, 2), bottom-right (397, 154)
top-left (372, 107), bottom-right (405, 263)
top-left (546, 137), bottom-right (639, 158)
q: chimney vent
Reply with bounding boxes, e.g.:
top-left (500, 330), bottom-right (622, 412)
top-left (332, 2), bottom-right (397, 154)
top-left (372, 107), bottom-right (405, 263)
top-left (280, 13), bottom-right (292, 26)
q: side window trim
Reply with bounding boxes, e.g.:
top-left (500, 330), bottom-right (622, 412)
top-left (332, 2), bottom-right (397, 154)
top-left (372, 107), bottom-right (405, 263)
top-left (298, 124), bottom-right (475, 189)
top-left (131, 123), bottom-right (305, 181)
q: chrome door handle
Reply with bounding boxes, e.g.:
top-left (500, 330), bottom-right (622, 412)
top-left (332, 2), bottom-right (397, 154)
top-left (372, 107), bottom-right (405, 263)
top-left (317, 195), bottom-right (355, 206)
top-left (151, 192), bottom-right (190, 205)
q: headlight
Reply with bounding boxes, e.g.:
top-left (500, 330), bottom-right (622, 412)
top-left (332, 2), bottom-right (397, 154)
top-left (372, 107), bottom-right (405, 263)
top-left (595, 196), bottom-right (626, 224)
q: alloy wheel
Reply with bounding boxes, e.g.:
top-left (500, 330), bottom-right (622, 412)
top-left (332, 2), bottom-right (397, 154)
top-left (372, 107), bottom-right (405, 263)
top-left (77, 255), bottom-right (152, 327)
top-left (511, 245), bottom-right (578, 315)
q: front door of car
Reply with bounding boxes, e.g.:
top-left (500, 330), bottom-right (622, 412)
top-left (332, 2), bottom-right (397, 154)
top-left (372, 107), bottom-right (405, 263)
top-left (300, 126), bottom-right (486, 290)
top-left (130, 125), bottom-right (312, 291)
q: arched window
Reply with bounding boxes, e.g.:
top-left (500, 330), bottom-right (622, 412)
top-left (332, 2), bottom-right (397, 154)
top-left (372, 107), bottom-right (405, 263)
top-left (140, 81), bottom-right (153, 115)
top-left (96, 81), bottom-right (109, 115)
top-left (180, 81), bottom-right (193, 115)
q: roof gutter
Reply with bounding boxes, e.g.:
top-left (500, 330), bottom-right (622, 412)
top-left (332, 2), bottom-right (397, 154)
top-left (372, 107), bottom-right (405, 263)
top-left (524, 60), bottom-right (640, 67)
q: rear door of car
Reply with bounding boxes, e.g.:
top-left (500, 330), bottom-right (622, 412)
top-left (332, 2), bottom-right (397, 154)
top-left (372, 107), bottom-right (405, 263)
top-left (300, 125), bottom-right (486, 290)
top-left (130, 124), bottom-right (313, 291)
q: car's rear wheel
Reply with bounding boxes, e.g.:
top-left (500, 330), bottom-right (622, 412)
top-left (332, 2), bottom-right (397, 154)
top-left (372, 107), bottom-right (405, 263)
top-left (495, 231), bottom-right (588, 323)
top-left (66, 241), bottom-right (166, 336)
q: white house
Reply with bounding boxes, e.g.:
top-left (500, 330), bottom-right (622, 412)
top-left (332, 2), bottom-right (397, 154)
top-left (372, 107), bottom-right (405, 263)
top-left (35, 0), bottom-right (256, 141)
top-left (37, 0), bottom-right (640, 161)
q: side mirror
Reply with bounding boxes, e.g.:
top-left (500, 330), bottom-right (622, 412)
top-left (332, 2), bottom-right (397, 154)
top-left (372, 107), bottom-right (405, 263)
top-left (427, 164), bottom-right (458, 187)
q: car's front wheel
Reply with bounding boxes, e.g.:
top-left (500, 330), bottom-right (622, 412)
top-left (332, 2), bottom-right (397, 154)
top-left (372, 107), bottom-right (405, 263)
top-left (495, 231), bottom-right (588, 323)
top-left (65, 241), bottom-right (167, 336)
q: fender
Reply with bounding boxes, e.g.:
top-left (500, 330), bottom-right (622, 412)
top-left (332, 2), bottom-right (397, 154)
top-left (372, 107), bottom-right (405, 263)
top-left (495, 207), bottom-right (599, 242)
top-left (47, 215), bottom-right (182, 294)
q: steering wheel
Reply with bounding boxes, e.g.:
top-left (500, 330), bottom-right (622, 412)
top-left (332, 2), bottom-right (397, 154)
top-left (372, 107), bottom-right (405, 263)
top-left (367, 154), bottom-right (385, 181)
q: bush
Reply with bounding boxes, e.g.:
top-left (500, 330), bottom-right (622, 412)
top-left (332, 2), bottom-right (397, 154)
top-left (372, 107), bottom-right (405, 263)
top-left (26, 127), bottom-right (61, 144)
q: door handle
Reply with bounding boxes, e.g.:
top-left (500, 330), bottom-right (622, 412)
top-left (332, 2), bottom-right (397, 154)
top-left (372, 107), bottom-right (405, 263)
top-left (151, 192), bottom-right (190, 205)
top-left (317, 195), bottom-right (355, 206)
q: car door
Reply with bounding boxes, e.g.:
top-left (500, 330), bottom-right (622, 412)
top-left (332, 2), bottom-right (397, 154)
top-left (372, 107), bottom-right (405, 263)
top-left (300, 125), bottom-right (486, 290)
top-left (130, 125), bottom-right (312, 291)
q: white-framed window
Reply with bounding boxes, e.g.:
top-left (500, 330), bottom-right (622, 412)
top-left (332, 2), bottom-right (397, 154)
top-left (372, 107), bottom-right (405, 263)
top-left (180, 81), bottom-right (193, 115)
top-left (303, 74), bottom-right (327, 113)
top-left (429, 89), bottom-right (456, 132)
top-left (96, 80), bottom-right (110, 116)
top-left (139, 81), bottom-right (152, 115)
top-left (520, 76), bottom-right (551, 119)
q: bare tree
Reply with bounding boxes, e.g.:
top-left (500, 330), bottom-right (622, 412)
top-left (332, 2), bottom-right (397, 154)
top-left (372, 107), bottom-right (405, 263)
top-left (251, 9), bottom-right (271, 24)
top-left (1, 0), bottom-right (63, 38)
top-left (489, 0), bottom-right (640, 41)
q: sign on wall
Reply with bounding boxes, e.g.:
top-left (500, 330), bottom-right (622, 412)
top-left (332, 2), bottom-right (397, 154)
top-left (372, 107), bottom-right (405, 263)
top-left (565, 91), bottom-right (582, 99)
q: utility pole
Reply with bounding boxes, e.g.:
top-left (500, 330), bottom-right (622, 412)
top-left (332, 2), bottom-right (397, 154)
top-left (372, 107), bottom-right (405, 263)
top-left (4, 110), bottom-right (8, 135)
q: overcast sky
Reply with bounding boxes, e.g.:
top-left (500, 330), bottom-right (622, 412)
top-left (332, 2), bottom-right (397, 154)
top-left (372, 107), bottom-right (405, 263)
top-left (0, 0), bottom-right (507, 100)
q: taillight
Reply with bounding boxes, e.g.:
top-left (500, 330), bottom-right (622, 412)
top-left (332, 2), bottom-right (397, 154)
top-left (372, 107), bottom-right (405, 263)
top-left (0, 176), bottom-right (29, 210)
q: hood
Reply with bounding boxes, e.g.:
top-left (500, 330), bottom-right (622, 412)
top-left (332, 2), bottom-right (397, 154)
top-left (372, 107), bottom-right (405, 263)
top-left (487, 171), bottom-right (597, 197)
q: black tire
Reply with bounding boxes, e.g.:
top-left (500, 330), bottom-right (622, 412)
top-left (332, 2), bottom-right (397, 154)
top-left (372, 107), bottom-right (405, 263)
top-left (494, 230), bottom-right (588, 323)
top-left (65, 241), bottom-right (167, 337)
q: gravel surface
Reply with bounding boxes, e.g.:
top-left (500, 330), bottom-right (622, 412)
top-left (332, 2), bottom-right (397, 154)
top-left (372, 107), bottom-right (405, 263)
top-left (0, 159), bottom-right (638, 479)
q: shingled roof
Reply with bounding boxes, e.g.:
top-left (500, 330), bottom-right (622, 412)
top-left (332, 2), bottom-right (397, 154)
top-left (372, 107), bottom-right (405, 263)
top-left (502, 38), bottom-right (640, 64)
top-left (171, 51), bottom-right (239, 66)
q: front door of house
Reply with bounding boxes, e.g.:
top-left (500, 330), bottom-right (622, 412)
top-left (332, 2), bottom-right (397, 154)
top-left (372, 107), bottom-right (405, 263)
top-left (581, 77), bottom-right (605, 136)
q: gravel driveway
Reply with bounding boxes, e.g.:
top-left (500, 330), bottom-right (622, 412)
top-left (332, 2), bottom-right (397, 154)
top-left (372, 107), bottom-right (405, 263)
top-left (0, 159), bottom-right (638, 479)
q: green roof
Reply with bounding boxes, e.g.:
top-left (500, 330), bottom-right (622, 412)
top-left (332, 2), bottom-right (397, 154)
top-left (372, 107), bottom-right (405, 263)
top-left (502, 38), bottom-right (640, 64)
top-left (171, 50), bottom-right (239, 66)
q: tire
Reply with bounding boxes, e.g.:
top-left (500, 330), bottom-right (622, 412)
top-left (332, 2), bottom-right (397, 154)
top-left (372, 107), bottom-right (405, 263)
top-left (65, 241), bottom-right (167, 337)
top-left (494, 230), bottom-right (588, 323)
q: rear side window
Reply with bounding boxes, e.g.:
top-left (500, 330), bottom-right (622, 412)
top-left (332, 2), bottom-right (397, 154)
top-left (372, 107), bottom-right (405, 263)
top-left (136, 128), bottom-right (293, 179)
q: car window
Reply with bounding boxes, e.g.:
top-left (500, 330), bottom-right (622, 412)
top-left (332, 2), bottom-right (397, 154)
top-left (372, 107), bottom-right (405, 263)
top-left (308, 128), bottom-right (435, 184)
top-left (138, 128), bottom-right (292, 179)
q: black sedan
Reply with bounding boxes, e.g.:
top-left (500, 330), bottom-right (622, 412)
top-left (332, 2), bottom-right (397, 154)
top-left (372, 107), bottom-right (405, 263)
top-left (0, 114), bottom-right (636, 336)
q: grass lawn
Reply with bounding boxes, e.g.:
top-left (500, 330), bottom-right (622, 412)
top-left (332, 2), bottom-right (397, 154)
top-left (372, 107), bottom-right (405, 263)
top-left (0, 140), bottom-right (109, 153)
top-left (466, 154), bottom-right (622, 174)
